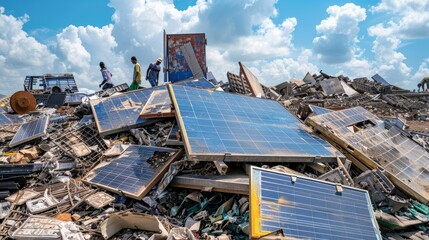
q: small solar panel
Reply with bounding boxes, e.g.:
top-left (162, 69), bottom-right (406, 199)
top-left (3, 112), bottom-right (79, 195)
top-left (65, 93), bottom-right (87, 105)
top-left (372, 73), bottom-right (390, 86)
top-left (250, 166), bottom-right (382, 239)
top-left (320, 78), bottom-right (345, 95)
top-left (9, 116), bottom-right (49, 147)
top-left (0, 113), bottom-right (24, 125)
top-left (140, 89), bottom-right (174, 118)
top-left (83, 145), bottom-right (180, 200)
top-left (169, 85), bottom-right (340, 162)
top-left (174, 78), bottom-right (215, 89)
top-left (46, 93), bottom-right (66, 107)
top-left (91, 87), bottom-right (163, 135)
top-left (309, 105), bottom-right (333, 116)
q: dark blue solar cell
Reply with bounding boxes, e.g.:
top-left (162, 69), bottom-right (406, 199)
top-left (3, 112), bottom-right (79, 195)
top-left (0, 113), bottom-right (24, 125)
top-left (170, 85), bottom-right (339, 161)
top-left (174, 78), bottom-right (215, 89)
top-left (251, 167), bottom-right (381, 240)
top-left (84, 145), bottom-right (177, 198)
top-left (90, 87), bottom-right (163, 135)
top-left (9, 116), bottom-right (49, 147)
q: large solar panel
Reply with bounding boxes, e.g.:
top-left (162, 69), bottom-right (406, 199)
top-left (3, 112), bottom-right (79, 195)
top-left (174, 78), bottom-right (215, 89)
top-left (372, 73), bottom-right (390, 86)
top-left (0, 113), bottom-right (24, 125)
top-left (307, 107), bottom-right (429, 204)
top-left (250, 166), bottom-right (381, 239)
top-left (91, 87), bottom-right (162, 135)
top-left (309, 105), bottom-right (333, 116)
top-left (9, 116), bottom-right (49, 147)
top-left (169, 85), bottom-right (340, 162)
top-left (82, 145), bottom-right (181, 200)
top-left (140, 89), bottom-right (174, 118)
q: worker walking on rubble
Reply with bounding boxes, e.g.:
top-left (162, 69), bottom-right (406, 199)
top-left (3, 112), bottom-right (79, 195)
top-left (98, 62), bottom-right (114, 90)
top-left (129, 56), bottom-right (142, 90)
top-left (145, 57), bottom-right (162, 87)
top-left (418, 76), bottom-right (429, 92)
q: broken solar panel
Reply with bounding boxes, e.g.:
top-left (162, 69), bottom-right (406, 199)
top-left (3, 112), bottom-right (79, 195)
top-left (166, 122), bottom-right (183, 146)
top-left (140, 89), bottom-right (174, 118)
top-left (307, 107), bottom-right (429, 204)
top-left (239, 62), bottom-right (265, 98)
top-left (250, 167), bottom-right (382, 239)
top-left (169, 85), bottom-right (340, 162)
top-left (0, 113), bottom-right (24, 125)
top-left (309, 105), bottom-right (333, 116)
top-left (372, 73), bottom-right (390, 86)
top-left (91, 87), bottom-right (162, 135)
top-left (9, 116), bottom-right (49, 147)
top-left (82, 145), bottom-right (181, 200)
top-left (174, 78), bottom-right (215, 89)
top-left (320, 78), bottom-right (345, 95)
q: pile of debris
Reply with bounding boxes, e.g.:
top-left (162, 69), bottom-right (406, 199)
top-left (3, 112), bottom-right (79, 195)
top-left (1, 61), bottom-right (429, 240)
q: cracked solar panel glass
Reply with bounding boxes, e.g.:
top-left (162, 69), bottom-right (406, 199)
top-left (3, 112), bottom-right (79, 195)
top-left (83, 145), bottom-right (177, 199)
top-left (174, 78), bottom-right (215, 89)
top-left (308, 107), bottom-right (429, 204)
top-left (309, 105), bottom-right (333, 116)
top-left (91, 87), bottom-right (161, 135)
top-left (169, 85), bottom-right (339, 162)
top-left (9, 116), bottom-right (49, 147)
top-left (65, 93), bottom-right (86, 105)
top-left (250, 167), bottom-right (381, 240)
top-left (0, 113), bottom-right (24, 125)
top-left (140, 89), bottom-right (174, 118)
top-left (372, 73), bottom-right (390, 86)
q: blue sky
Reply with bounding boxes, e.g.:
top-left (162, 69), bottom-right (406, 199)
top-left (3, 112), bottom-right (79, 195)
top-left (0, 0), bottom-right (428, 95)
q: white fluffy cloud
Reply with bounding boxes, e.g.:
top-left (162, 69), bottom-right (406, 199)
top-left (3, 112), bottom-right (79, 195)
top-left (313, 3), bottom-right (366, 64)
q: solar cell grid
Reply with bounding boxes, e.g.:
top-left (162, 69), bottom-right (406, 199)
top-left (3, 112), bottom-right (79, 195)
top-left (169, 85), bottom-right (340, 162)
top-left (0, 113), bottom-right (24, 125)
top-left (83, 145), bottom-right (180, 199)
top-left (309, 105), bottom-right (333, 116)
top-left (9, 116), bottom-right (49, 147)
top-left (174, 78), bottom-right (215, 89)
top-left (251, 167), bottom-right (381, 240)
top-left (91, 87), bottom-right (162, 135)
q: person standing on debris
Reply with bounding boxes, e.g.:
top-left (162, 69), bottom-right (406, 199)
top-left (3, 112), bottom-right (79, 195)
top-left (129, 56), bottom-right (142, 90)
top-left (145, 57), bottom-right (162, 87)
top-left (418, 76), bottom-right (429, 92)
top-left (98, 62), bottom-right (114, 90)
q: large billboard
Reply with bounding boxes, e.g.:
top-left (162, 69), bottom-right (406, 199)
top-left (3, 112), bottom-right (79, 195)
top-left (164, 32), bottom-right (207, 83)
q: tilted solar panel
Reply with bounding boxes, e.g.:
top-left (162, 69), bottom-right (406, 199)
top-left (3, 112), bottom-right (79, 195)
top-left (372, 73), bottom-right (390, 86)
top-left (309, 105), bottom-right (333, 116)
top-left (174, 78), bottom-right (215, 89)
top-left (90, 87), bottom-right (163, 135)
top-left (0, 113), bottom-right (24, 125)
top-left (9, 116), bottom-right (49, 147)
top-left (168, 85), bottom-right (340, 162)
top-left (82, 145), bottom-right (182, 200)
top-left (250, 166), bottom-right (382, 239)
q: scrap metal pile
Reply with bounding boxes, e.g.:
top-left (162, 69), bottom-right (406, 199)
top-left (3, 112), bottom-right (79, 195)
top-left (2, 33), bottom-right (429, 238)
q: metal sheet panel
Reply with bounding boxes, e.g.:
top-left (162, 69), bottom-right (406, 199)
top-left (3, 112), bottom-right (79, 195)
top-left (307, 107), bottom-right (429, 204)
top-left (250, 166), bottom-right (381, 239)
top-left (9, 116), bottom-right (49, 147)
top-left (82, 145), bottom-right (181, 200)
top-left (166, 33), bottom-right (207, 82)
top-left (90, 87), bottom-right (162, 136)
top-left (179, 42), bottom-right (205, 79)
top-left (239, 62), bottom-right (265, 98)
top-left (168, 85), bottom-right (340, 162)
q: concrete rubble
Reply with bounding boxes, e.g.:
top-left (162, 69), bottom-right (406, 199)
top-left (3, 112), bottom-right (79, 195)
top-left (2, 40), bottom-right (429, 239)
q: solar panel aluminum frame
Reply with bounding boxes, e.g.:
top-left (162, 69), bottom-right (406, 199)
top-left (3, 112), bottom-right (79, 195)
top-left (167, 84), bottom-right (340, 163)
top-left (9, 116), bottom-right (49, 148)
top-left (82, 147), bottom-right (183, 200)
top-left (90, 87), bottom-right (164, 136)
top-left (249, 166), bottom-right (382, 240)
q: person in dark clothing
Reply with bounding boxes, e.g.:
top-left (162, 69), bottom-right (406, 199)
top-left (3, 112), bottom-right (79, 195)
top-left (98, 62), bottom-right (114, 90)
top-left (146, 57), bottom-right (162, 87)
